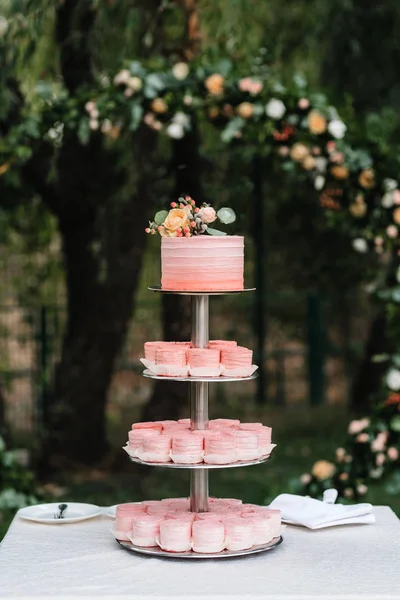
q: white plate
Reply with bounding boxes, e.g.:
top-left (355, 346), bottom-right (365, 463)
top-left (18, 502), bottom-right (102, 524)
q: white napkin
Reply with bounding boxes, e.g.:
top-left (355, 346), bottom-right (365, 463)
top-left (269, 489), bottom-right (375, 529)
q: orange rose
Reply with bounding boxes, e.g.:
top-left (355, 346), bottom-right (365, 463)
top-left (349, 202), bottom-right (367, 218)
top-left (151, 98), bottom-right (168, 114)
top-left (302, 155), bottom-right (316, 170)
top-left (393, 207), bottom-right (400, 225)
top-left (236, 102), bottom-right (253, 119)
top-left (358, 168), bottom-right (375, 189)
top-left (331, 165), bottom-right (349, 180)
top-left (160, 208), bottom-right (190, 237)
top-left (308, 110), bottom-right (327, 134)
top-left (290, 143), bottom-right (309, 162)
top-left (311, 460), bottom-right (335, 480)
top-left (204, 73), bottom-right (224, 95)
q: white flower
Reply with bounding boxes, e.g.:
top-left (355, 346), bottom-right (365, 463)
top-left (85, 101), bottom-right (96, 114)
top-left (265, 98), bottom-right (286, 120)
top-left (101, 119), bottom-right (112, 133)
top-left (352, 238), bottom-right (368, 253)
top-left (315, 157), bottom-right (328, 173)
top-left (386, 368), bottom-right (400, 391)
top-left (217, 207), bottom-right (236, 224)
top-left (300, 473), bottom-right (311, 484)
top-left (166, 122), bottom-right (185, 139)
top-left (89, 119), bottom-right (99, 130)
top-left (113, 69), bottom-right (131, 85)
top-left (127, 76), bottom-right (142, 91)
top-left (384, 178), bottom-right (398, 192)
top-left (172, 62), bottom-right (189, 80)
top-left (314, 175), bottom-right (325, 190)
top-left (382, 192), bottom-right (394, 208)
top-left (328, 119), bottom-right (347, 139)
top-left (0, 16), bottom-right (8, 37)
top-left (172, 112), bottom-right (190, 128)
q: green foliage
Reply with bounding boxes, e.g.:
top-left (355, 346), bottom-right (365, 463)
top-left (0, 436), bottom-right (39, 512)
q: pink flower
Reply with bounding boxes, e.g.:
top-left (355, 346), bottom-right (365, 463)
top-left (298, 98), bottom-right (310, 110)
top-left (393, 190), bottom-right (400, 205)
top-left (331, 152), bottom-right (345, 164)
top-left (371, 431), bottom-right (388, 452)
top-left (376, 453), bottom-right (386, 466)
top-left (348, 418), bottom-right (370, 435)
top-left (249, 81), bottom-right (263, 95)
top-left (357, 484), bottom-right (368, 495)
top-left (300, 473), bottom-right (311, 484)
top-left (336, 447), bottom-right (346, 461)
top-left (356, 433), bottom-right (369, 443)
top-left (145, 228), bottom-right (150, 233)
top-left (238, 77), bottom-right (252, 92)
top-left (278, 146), bottom-right (289, 156)
top-left (199, 207), bottom-right (217, 223)
top-left (386, 225), bottom-right (398, 238)
top-left (326, 141), bottom-right (336, 153)
top-left (388, 447), bottom-right (399, 461)
top-left (171, 202), bottom-right (177, 208)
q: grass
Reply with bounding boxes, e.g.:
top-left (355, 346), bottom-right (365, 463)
top-left (2, 405), bottom-right (399, 541)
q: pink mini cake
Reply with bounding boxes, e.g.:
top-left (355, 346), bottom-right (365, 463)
top-left (136, 432), bottom-right (172, 463)
top-left (220, 346), bottom-right (254, 377)
top-left (131, 421), bottom-right (163, 432)
top-left (113, 503), bottom-right (146, 541)
top-left (188, 348), bottom-right (221, 377)
top-left (192, 520), bottom-right (226, 553)
top-left (128, 428), bottom-right (160, 457)
top-left (159, 519), bottom-right (192, 552)
top-left (224, 517), bottom-right (254, 551)
top-left (161, 236), bottom-right (244, 292)
top-left (208, 340), bottom-right (238, 350)
top-left (171, 431), bottom-right (204, 464)
top-left (154, 347), bottom-right (188, 377)
top-left (204, 432), bottom-right (236, 464)
top-left (209, 418), bottom-right (240, 429)
top-left (131, 514), bottom-right (164, 547)
top-left (144, 341), bottom-right (166, 362)
top-left (262, 509), bottom-right (282, 537)
top-left (232, 430), bottom-right (260, 461)
top-left (242, 513), bottom-right (274, 545)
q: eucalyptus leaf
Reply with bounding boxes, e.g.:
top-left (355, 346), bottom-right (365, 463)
top-left (154, 210), bottom-right (168, 226)
top-left (130, 103), bottom-right (143, 131)
top-left (77, 119), bottom-right (90, 145)
top-left (207, 227), bottom-right (227, 236)
top-left (217, 207), bottom-right (236, 224)
top-left (221, 117), bottom-right (244, 143)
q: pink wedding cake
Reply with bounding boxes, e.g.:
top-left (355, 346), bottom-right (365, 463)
top-left (161, 236), bottom-right (244, 291)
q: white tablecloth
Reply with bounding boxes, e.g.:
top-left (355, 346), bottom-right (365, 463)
top-left (1, 506), bottom-right (399, 600)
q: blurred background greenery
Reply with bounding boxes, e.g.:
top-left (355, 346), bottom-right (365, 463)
top-left (1, 0), bottom-right (400, 538)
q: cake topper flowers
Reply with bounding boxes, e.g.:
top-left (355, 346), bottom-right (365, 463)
top-left (145, 196), bottom-right (236, 237)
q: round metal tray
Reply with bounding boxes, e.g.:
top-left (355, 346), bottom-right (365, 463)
top-left (142, 369), bottom-right (258, 383)
top-left (117, 535), bottom-right (283, 559)
top-left (149, 286), bottom-right (255, 296)
top-left (128, 454), bottom-right (270, 469)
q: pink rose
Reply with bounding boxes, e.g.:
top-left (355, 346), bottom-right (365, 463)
top-left (388, 447), bottom-right (399, 461)
top-left (386, 225), bottom-right (398, 239)
top-left (393, 190), bottom-right (400, 205)
top-left (239, 77), bottom-right (252, 92)
top-left (356, 433), bottom-right (369, 443)
top-left (249, 81), bottom-right (263, 95)
top-left (199, 207), bottom-right (217, 223)
top-left (376, 453), bottom-right (386, 466)
top-left (371, 431), bottom-right (388, 452)
top-left (298, 98), bottom-right (310, 110)
top-left (348, 418), bottom-right (370, 435)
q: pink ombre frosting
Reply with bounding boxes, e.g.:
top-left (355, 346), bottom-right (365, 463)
top-left (221, 346), bottom-right (253, 369)
top-left (159, 519), bottom-right (192, 552)
top-left (192, 520), bottom-right (226, 553)
top-left (224, 517), bottom-right (254, 551)
top-left (171, 431), bottom-right (204, 464)
top-left (155, 348), bottom-right (187, 367)
top-left (161, 236), bottom-right (244, 291)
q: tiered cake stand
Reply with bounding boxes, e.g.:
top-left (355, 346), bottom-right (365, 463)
top-left (117, 286), bottom-right (283, 559)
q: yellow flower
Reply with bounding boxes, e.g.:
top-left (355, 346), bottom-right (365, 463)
top-left (161, 208), bottom-right (190, 237)
top-left (290, 143), bottom-right (309, 162)
top-left (308, 110), bottom-right (327, 134)
top-left (151, 98), bottom-right (168, 114)
top-left (204, 73), bottom-right (224, 96)
top-left (393, 207), bottom-right (400, 225)
top-left (358, 168), bottom-right (375, 189)
top-left (349, 202), bottom-right (367, 218)
top-left (311, 460), bottom-right (335, 480)
top-left (302, 155), bottom-right (316, 170)
top-left (236, 102), bottom-right (253, 119)
top-left (330, 165), bottom-right (349, 180)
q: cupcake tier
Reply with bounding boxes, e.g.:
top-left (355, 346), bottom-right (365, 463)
top-left (142, 369), bottom-right (258, 383)
top-left (117, 536), bottom-right (283, 559)
top-left (127, 454), bottom-right (271, 469)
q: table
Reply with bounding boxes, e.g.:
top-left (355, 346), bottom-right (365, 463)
top-left (0, 506), bottom-right (399, 600)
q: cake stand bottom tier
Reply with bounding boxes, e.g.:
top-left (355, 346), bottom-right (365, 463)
top-left (116, 536), bottom-right (283, 559)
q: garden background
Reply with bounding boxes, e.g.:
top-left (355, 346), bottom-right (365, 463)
top-left (1, 0), bottom-right (400, 539)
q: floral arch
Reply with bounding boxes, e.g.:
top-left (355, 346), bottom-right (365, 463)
top-left (1, 58), bottom-right (400, 500)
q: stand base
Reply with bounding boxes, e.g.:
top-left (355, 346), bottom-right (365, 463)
top-left (116, 536), bottom-right (283, 559)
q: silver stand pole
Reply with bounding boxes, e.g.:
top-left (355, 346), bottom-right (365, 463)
top-left (190, 295), bottom-right (209, 512)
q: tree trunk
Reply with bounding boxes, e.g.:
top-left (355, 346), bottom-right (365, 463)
top-left (140, 124), bottom-right (203, 422)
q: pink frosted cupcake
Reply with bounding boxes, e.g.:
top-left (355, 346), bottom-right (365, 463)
top-left (159, 518), bottom-right (192, 552)
top-left (113, 503), bottom-right (146, 541)
top-left (171, 431), bottom-right (204, 464)
top-left (155, 347), bottom-right (188, 377)
top-left (204, 432), bottom-right (236, 464)
top-left (232, 430), bottom-right (260, 461)
top-left (208, 340), bottom-right (238, 350)
top-left (192, 520), bottom-right (225, 553)
top-left (188, 348), bottom-right (221, 377)
top-left (224, 517), bottom-right (254, 551)
top-left (241, 513), bottom-right (274, 545)
top-left (221, 346), bottom-right (255, 377)
top-left (136, 432), bottom-right (172, 463)
top-left (209, 418), bottom-right (240, 429)
top-left (128, 428), bottom-right (160, 457)
top-left (131, 514), bottom-right (164, 547)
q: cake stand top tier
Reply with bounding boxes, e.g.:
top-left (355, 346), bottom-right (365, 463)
top-left (148, 286), bottom-right (255, 296)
